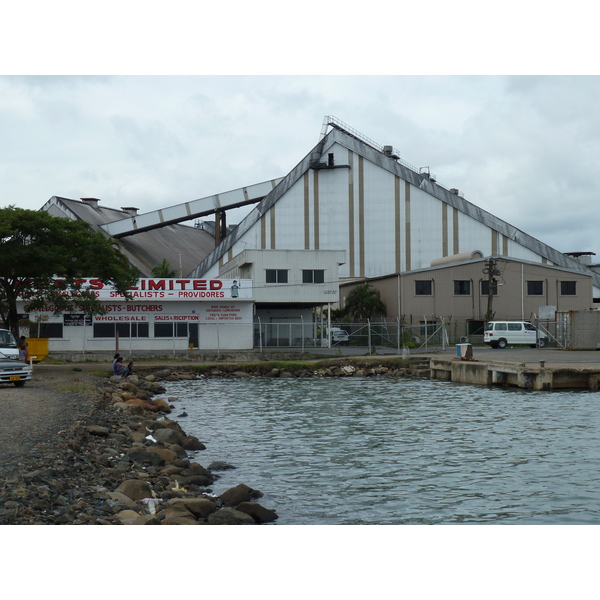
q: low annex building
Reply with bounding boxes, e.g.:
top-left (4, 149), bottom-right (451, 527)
top-left (17, 277), bottom-right (255, 352)
top-left (339, 254), bottom-right (594, 343)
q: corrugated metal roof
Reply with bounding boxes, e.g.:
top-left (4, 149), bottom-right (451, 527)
top-left (41, 196), bottom-right (216, 276)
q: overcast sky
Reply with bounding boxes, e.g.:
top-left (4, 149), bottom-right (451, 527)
top-left (2, 75), bottom-right (599, 257)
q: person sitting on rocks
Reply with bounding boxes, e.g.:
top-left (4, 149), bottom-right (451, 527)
top-left (113, 355), bottom-right (130, 378)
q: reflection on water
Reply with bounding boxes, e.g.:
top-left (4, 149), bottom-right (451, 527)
top-left (165, 377), bottom-right (600, 524)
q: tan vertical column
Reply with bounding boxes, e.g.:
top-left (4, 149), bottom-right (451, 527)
top-left (405, 181), bottom-right (411, 271)
top-left (304, 172), bottom-right (310, 249)
top-left (313, 170), bottom-right (320, 250)
top-left (442, 203), bottom-right (448, 257)
top-left (358, 156), bottom-right (365, 277)
top-left (270, 206), bottom-right (276, 249)
top-left (395, 176), bottom-right (401, 273)
top-left (348, 151), bottom-right (355, 277)
top-left (453, 207), bottom-right (459, 254)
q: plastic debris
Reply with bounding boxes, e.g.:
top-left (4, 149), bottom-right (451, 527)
top-left (141, 498), bottom-right (158, 515)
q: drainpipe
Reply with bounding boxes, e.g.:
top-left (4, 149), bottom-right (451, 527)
top-left (327, 303), bottom-right (331, 348)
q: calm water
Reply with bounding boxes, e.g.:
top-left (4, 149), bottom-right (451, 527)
top-left (164, 377), bottom-right (600, 524)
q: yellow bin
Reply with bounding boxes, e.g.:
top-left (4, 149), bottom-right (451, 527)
top-left (27, 338), bottom-right (49, 363)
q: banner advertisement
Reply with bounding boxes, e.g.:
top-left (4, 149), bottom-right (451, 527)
top-left (24, 278), bottom-right (253, 302)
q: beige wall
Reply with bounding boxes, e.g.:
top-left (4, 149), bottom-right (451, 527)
top-left (339, 258), bottom-right (594, 334)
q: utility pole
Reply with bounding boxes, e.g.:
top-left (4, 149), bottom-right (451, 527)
top-left (483, 258), bottom-right (502, 322)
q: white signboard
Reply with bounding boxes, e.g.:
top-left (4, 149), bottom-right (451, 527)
top-left (26, 278), bottom-right (253, 301)
top-left (198, 302), bottom-right (253, 324)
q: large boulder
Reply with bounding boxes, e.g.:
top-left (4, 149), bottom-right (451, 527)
top-left (125, 398), bottom-right (160, 412)
top-left (152, 398), bottom-right (172, 413)
top-left (152, 427), bottom-right (183, 445)
top-left (236, 502), bottom-right (278, 523)
top-left (114, 479), bottom-right (153, 501)
top-left (126, 447), bottom-right (165, 466)
top-left (146, 446), bottom-right (178, 465)
top-left (207, 508), bottom-right (256, 525)
top-left (189, 462), bottom-right (211, 476)
top-left (159, 501), bottom-right (200, 525)
top-left (167, 497), bottom-right (217, 520)
top-left (220, 483), bottom-right (263, 506)
top-left (181, 436), bottom-right (206, 451)
top-left (116, 509), bottom-right (143, 525)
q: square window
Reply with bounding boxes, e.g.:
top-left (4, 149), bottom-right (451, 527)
top-left (454, 280), bottom-right (471, 295)
top-left (415, 280), bottom-right (432, 295)
top-left (561, 281), bottom-right (576, 295)
top-left (266, 269), bottom-right (288, 283)
top-left (527, 281), bottom-right (544, 295)
top-left (154, 323), bottom-right (174, 337)
top-left (302, 269), bottom-right (325, 284)
top-left (37, 323), bottom-right (63, 338)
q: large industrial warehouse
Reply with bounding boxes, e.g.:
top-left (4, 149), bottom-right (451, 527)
top-left (25, 117), bottom-right (600, 352)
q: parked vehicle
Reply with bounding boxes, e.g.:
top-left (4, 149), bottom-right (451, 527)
top-left (0, 329), bottom-right (19, 359)
top-left (327, 327), bottom-right (350, 346)
top-left (0, 351), bottom-right (32, 386)
top-left (484, 321), bottom-right (548, 349)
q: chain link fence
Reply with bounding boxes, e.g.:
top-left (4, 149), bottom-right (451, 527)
top-left (254, 318), bottom-right (449, 352)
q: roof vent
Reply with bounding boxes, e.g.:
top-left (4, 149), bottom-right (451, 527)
top-left (430, 250), bottom-right (484, 267)
top-left (121, 206), bottom-right (139, 216)
top-left (80, 197), bottom-right (100, 209)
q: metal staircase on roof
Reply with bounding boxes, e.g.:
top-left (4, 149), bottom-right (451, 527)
top-left (320, 115), bottom-right (418, 172)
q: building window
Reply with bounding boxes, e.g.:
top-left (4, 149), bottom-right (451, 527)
top-left (35, 323), bottom-right (63, 338)
top-left (527, 281), bottom-right (544, 295)
top-left (415, 280), bottom-right (432, 295)
top-left (93, 323), bottom-right (149, 338)
top-left (454, 280), bottom-right (471, 295)
top-left (481, 280), bottom-right (498, 295)
top-left (302, 269), bottom-right (325, 284)
top-left (561, 281), bottom-right (577, 295)
top-left (266, 269), bottom-right (288, 284)
top-left (154, 323), bottom-right (190, 337)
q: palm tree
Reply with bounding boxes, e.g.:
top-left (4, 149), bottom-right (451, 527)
top-left (343, 283), bottom-right (387, 320)
top-left (151, 259), bottom-right (177, 277)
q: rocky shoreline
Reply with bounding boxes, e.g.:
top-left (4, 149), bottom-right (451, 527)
top-left (0, 357), bottom-right (418, 525)
top-left (0, 367), bottom-right (280, 525)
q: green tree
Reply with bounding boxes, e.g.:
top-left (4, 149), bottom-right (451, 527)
top-left (0, 206), bottom-right (140, 336)
top-left (151, 259), bottom-right (177, 278)
top-left (343, 283), bottom-right (387, 320)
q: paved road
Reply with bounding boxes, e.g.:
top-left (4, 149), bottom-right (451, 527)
top-left (285, 344), bottom-right (600, 369)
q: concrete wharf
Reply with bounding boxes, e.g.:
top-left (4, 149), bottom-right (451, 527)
top-left (425, 347), bottom-right (600, 391)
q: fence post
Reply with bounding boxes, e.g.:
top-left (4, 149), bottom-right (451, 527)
top-left (257, 317), bottom-right (262, 353)
top-left (368, 319), bottom-right (372, 354)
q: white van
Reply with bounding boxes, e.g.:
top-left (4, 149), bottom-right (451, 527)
top-left (484, 321), bottom-right (547, 349)
top-left (0, 329), bottom-right (20, 359)
top-left (314, 327), bottom-right (350, 346)
top-left (328, 327), bottom-right (350, 346)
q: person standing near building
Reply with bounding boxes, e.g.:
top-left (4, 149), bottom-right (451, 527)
top-left (17, 336), bottom-right (28, 362)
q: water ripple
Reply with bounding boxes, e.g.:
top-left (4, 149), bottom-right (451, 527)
top-left (165, 377), bottom-right (600, 524)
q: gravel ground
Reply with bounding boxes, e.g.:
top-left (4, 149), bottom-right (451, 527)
top-left (0, 364), bottom-right (105, 479)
